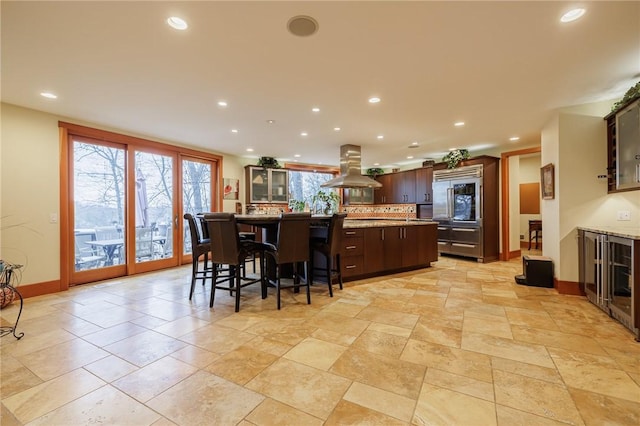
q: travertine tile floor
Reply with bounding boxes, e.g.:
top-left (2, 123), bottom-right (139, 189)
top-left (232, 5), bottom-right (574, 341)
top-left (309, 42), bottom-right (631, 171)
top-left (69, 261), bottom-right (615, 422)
top-left (2, 255), bottom-right (639, 425)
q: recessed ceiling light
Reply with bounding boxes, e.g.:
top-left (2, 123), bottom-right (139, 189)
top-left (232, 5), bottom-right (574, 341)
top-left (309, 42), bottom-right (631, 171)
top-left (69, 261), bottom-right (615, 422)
top-left (267, 120), bottom-right (275, 124)
top-left (407, 156), bottom-right (414, 159)
top-left (246, 148), bottom-right (254, 152)
top-left (369, 97), bottom-right (381, 104)
top-left (40, 92), bottom-right (57, 99)
top-left (217, 101), bottom-right (228, 107)
top-left (300, 132), bottom-right (308, 136)
top-left (561, 8), bottom-right (586, 23)
top-left (231, 129), bottom-right (238, 133)
top-left (333, 127), bottom-right (341, 131)
top-left (167, 17), bottom-right (188, 30)
top-left (412, 141), bottom-right (419, 145)
top-left (373, 163), bottom-right (380, 166)
top-left (454, 121), bottom-right (465, 127)
top-left (449, 148), bottom-right (459, 151)
top-left (312, 107), bottom-right (320, 113)
top-left (377, 135), bottom-right (384, 140)
top-left (294, 154), bottom-right (301, 158)
top-left (509, 136), bottom-right (520, 141)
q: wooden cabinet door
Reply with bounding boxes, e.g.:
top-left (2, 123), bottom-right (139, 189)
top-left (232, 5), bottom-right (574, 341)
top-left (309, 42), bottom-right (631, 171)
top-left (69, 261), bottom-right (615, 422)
top-left (374, 174), bottom-right (392, 204)
top-left (416, 224), bottom-right (438, 264)
top-left (416, 167), bottom-right (433, 204)
top-left (363, 228), bottom-right (385, 273)
top-left (401, 227), bottom-right (419, 266)
top-left (383, 226), bottom-right (403, 270)
top-left (403, 170), bottom-right (416, 203)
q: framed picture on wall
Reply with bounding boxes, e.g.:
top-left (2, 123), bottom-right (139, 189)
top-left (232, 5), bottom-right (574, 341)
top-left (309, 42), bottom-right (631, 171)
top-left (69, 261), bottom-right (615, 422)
top-left (540, 163), bottom-right (554, 200)
top-left (223, 178), bottom-right (239, 200)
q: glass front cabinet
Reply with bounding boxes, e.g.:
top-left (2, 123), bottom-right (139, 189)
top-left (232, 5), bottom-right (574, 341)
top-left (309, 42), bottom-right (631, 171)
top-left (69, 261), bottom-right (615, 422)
top-left (578, 228), bottom-right (639, 340)
top-left (245, 166), bottom-right (289, 204)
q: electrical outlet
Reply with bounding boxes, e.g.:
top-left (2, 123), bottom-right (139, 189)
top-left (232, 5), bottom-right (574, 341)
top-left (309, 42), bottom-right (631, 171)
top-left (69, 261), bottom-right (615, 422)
top-left (49, 213), bottom-right (58, 223)
top-left (520, 234), bottom-right (524, 240)
top-left (617, 210), bottom-right (631, 221)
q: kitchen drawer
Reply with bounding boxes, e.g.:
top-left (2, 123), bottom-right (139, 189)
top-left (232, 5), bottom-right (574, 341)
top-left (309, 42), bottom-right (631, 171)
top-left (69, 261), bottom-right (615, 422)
top-left (342, 236), bottom-right (363, 256)
top-left (343, 229), bottom-right (363, 238)
top-left (342, 255), bottom-right (364, 277)
top-left (451, 227), bottom-right (481, 244)
top-left (448, 242), bottom-right (482, 257)
top-left (437, 226), bottom-right (450, 240)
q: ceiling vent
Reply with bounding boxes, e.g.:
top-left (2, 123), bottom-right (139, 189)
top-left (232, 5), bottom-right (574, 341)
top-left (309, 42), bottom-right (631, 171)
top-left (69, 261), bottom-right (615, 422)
top-left (287, 16), bottom-right (318, 37)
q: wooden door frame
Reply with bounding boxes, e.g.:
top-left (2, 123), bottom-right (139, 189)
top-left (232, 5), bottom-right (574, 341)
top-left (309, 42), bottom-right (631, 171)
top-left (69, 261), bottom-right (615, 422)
top-left (500, 146), bottom-right (541, 261)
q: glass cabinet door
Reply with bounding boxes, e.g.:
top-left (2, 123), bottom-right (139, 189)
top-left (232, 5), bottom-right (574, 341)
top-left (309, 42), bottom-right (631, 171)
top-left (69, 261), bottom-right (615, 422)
top-left (269, 169), bottom-right (288, 203)
top-left (616, 101), bottom-right (640, 190)
top-left (608, 236), bottom-right (633, 318)
top-left (250, 168), bottom-right (269, 203)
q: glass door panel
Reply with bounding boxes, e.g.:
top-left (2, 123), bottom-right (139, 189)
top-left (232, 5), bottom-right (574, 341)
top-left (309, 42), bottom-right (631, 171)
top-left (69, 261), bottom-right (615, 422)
top-left (270, 169), bottom-right (288, 203)
top-left (609, 236), bottom-right (632, 317)
top-left (73, 141), bottom-right (126, 271)
top-left (134, 151), bottom-right (174, 263)
top-left (182, 158), bottom-right (212, 255)
top-left (452, 182), bottom-right (478, 221)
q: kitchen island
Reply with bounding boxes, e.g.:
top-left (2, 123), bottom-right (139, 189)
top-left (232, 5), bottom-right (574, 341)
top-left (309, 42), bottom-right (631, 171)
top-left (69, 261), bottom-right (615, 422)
top-left (336, 218), bottom-right (438, 281)
top-left (236, 215), bottom-right (438, 282)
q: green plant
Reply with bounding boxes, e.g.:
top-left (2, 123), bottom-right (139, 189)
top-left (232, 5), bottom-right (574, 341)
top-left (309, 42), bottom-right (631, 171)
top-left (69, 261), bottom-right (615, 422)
top-left (312, 190), bottom-right (340, 214)
top-left (366, 167), bottom-right (385, 177)
top-left (288, 199), bottom-right (306, 212)
top-left (442, 149), bottom-right (470, 169)
top-left (611, 80), bottom-right (640, 113)
top-left (257, 156), bottom-right (281, 169)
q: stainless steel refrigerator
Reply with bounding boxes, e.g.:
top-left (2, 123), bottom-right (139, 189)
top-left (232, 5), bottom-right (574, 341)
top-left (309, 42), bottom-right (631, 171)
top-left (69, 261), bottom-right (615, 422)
top-left (432, 164), bottom-right (484, 260)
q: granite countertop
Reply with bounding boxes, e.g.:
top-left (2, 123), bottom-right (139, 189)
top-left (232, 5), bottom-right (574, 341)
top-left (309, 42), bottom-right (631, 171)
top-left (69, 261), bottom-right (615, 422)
top-left (344, 218), bottom-right (437, 229)
top-left (578, 226), bottom-right (640, 240)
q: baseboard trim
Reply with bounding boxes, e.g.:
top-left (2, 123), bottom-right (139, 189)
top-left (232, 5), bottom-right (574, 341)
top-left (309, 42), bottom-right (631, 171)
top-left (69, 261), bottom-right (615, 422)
top-left (509, 249), bottom-right (521, 260)
top-left (14, 280), bottom-right (63, 299)
top-left (555, 279), bottom-right (584, 296)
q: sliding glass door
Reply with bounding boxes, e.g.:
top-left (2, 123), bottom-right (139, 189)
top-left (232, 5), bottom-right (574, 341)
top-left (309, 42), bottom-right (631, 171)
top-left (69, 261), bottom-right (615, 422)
top-left (64, 124), bottom-right (222, 286)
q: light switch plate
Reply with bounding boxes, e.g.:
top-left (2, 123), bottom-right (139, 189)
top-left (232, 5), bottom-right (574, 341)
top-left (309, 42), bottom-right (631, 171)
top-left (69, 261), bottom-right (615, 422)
top-left (617, 210), bottom-right (631, 221)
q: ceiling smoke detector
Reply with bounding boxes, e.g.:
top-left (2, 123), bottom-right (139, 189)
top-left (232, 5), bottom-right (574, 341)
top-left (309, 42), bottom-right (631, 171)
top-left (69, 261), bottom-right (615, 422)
top-left (287, 15), bottom-right (318, 37)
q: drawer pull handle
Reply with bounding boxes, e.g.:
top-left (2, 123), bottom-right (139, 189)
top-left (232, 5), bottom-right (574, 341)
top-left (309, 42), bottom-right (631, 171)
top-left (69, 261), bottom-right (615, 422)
top-left (345, 265), bottom-right (357, 269)
top-left (345, 231), bottom-right (356, 235)
top-left (345, 245), bottom-right (357, 250)
top-left (452, 243), bottom-right (476, 248)
top-left (452, 228), bottom-right (475, 232)
top-left (437, 227), bottom-right (448, 230)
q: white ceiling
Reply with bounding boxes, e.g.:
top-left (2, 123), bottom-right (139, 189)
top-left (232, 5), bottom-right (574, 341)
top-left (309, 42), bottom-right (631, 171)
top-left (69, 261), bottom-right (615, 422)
top-left (2, 1), bottom-right (639, 169)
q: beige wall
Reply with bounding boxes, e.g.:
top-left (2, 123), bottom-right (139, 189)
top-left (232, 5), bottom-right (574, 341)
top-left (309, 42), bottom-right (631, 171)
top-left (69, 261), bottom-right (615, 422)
top-left (1, 103), bottom-right (61, 284)
top-left (0, 103), bottom-right (245, 286)
top-left (542, 100), bottom-right (640, 283)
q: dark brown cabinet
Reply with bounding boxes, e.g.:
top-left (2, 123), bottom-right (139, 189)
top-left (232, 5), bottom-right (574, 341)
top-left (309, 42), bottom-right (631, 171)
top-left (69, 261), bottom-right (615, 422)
top-left (341, 229), bottom-right (365, 278)
top-left (605, 98), bottom-right (640, 193)
top-left (373, 168), bottom-right (432, 205)
top-left (391, 170), bottom-right (416, 203)
top-left (415, 166), bottom-right (433, 204)
top-left (374, 174), bottom-right (393, 204)
top-left (361, 224), bottom-right (438, 278)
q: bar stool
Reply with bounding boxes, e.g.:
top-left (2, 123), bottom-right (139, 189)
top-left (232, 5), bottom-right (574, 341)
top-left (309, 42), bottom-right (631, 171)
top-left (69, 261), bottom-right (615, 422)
top-left (203, 213), bottom-right (267, 312)
top-left (263, 213), bottom-right (312, 310)
top-left (184, 213), bottom-right (213, 300)
top-left (309, 213), bottom-right (347, 297)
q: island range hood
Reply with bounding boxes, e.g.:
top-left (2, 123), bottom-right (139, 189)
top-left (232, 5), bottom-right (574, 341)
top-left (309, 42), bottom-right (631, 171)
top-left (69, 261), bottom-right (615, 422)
top-left (321, 144), bottom-right (382, 189)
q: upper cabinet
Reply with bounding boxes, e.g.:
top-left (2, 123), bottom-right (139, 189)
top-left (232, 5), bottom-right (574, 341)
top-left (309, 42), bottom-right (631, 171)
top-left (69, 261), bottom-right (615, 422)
top-left (391, 169), bottom-right (416, 203)
top-left (343, 187), bottom-right (374, 205)
top-left (374, 174), bottom-right (393, 204)
top-left (245, 166), bottom-right (289, 204)
top-left (605, 98), bottom-right (640, 193)
top-left (415, 166), bottom-right (433, 204)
